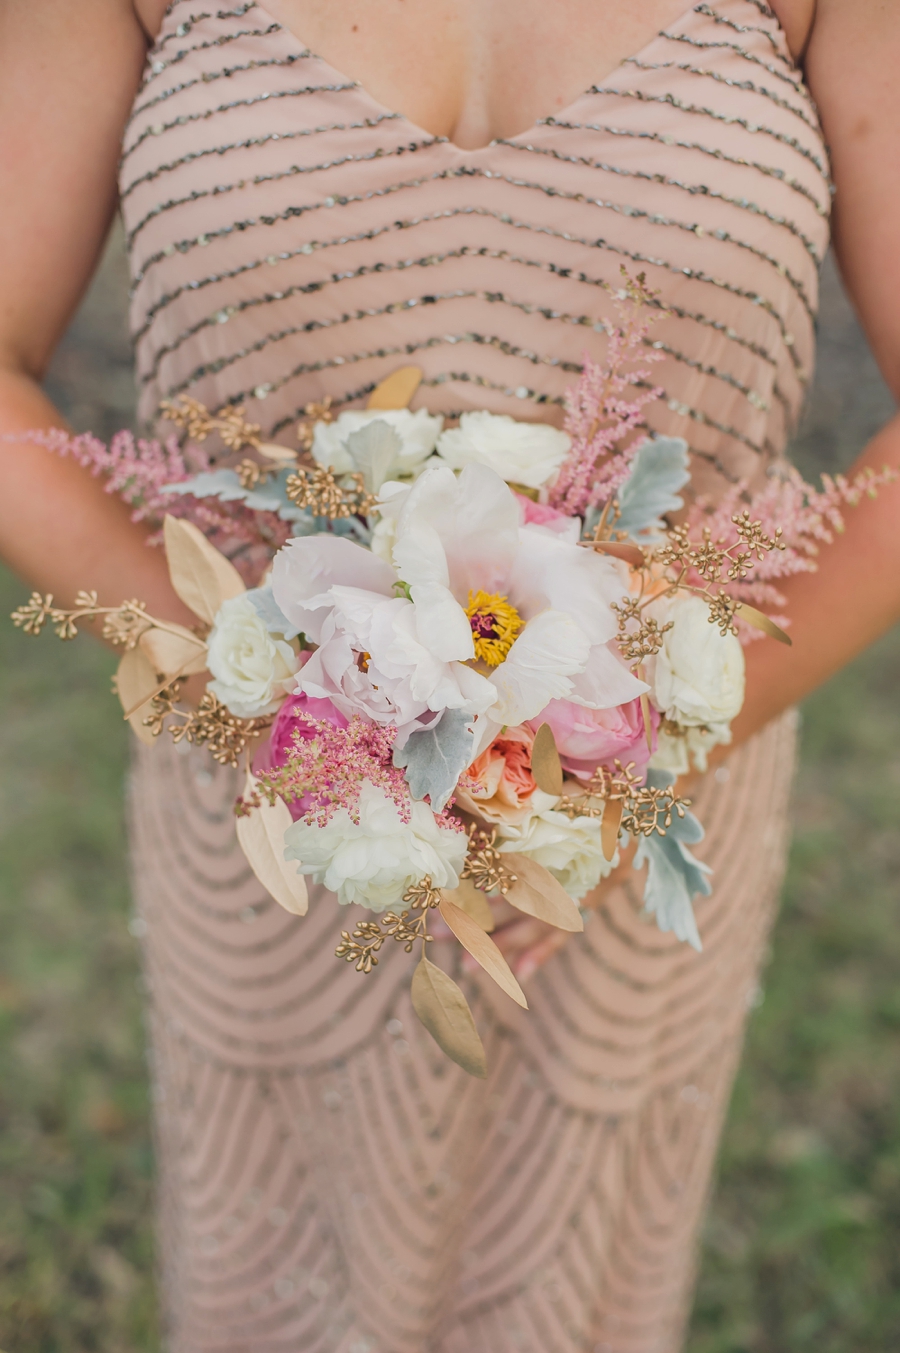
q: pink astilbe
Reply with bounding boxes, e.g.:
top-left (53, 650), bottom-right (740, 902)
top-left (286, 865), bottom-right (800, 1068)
top-left (550, 282), bottom-right (665, 517)
top-left (12, 426), bottom-right (291, 584)
top-left (18, 426), bottom-right (193, 521)
top-left (687, 463), bottom-right (897, 638)
top-left (249, 714), bottom-right (463, 832)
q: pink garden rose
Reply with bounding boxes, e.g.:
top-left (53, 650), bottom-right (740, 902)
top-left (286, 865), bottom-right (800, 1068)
top-left (455, 725), bottom-right (544, 826)
top-left (253, 689), bottom-right (348, 819)
top-left (534, 696), bottom-right (657, 780)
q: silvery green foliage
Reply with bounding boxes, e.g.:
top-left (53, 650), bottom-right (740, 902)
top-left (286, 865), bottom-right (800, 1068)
top-left (161, 468), bottom-right (371, 543)
top-left (614, 436), bottom-right (690, 544)
top-left (393, 710), bottom-right (475, 813)
top-left (633, 769), bottom-right (711, 952)
top-left (245, 586), bottom-right (302, 640)
top-left (342, 420), bottom-right (403, 492)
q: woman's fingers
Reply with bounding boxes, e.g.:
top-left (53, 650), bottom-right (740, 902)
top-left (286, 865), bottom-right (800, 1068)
top-left (462, 911), bottom-right (569, 980)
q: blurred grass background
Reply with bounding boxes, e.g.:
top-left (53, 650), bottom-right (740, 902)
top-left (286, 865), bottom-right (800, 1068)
top-left (0, 228), bottom-right (898, 1352)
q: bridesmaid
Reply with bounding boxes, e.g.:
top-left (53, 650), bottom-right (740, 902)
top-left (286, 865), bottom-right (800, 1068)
top-left (1, 2), bottom-right (899, 1351)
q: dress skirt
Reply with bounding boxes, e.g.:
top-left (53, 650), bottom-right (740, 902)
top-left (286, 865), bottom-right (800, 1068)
top-left (129, 710), bottom-right (797, 1353)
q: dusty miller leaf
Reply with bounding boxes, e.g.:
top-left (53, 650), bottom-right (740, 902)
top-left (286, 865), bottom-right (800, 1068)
top-left (245, 586), bottom-right (303, 640)
top-left (633, 768), bottom-right (711, 952)
top-left (392, 709), bottom-right (474, 812)
top-left (615, 436), bottom-right (690, 544)
top-left (342, 420), bottom-right (403, 491)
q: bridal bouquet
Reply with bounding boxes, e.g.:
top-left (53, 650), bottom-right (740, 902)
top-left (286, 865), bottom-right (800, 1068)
top-left (13, 275), bottom-right (891, 1075)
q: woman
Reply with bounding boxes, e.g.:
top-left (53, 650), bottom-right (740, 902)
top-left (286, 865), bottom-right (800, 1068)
top-left (1, 0), bottom-right (898, 1348)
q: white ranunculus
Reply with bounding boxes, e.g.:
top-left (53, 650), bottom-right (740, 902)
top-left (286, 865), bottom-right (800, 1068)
top-left (207, 594), bottom-right (299, 718)
top-left (436, 411), bottom-right (571, 489)
top-left (312, 408), bottom-right (443, 483)
top-left (650, 594), bottom-right (746, 729)
top-left (497, 806), bottom-right (614, 900)
top-left (283, 782), bottom-right (466, 911)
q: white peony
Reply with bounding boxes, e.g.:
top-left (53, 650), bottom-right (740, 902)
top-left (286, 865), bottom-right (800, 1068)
top-left (272, 534), bottom-right (496, 744)
top-left (207, 594), bottom-right (299, 718)
top-left (312, 408), bottom-right (443, 484)
top-left (283, 782), bottom-right (466, 911)
top-left (650, 594), bottom-right (745, 728)
top-left (436, 411), bottom-right (571, 489)
top-left (497, 806), bottom-right (614, 901)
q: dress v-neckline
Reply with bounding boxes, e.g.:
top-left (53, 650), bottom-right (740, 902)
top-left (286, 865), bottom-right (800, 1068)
top-left (247, 0), bottom-right (712, 154)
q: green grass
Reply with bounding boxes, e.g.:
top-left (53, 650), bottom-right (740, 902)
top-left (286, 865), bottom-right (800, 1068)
top-left (688, 624), bottom-right (900, 1352)
top-left (0, 577), bottom-right (157, 1352)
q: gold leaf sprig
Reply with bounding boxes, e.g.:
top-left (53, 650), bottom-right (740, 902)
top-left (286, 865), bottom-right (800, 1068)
top-left (334, 874), bottom-right (442, 973)
top-left (285, 465), bottom-right (377, 519)
top-left (296, 396), bottom-right (334, 453)
top-left (559, 759), bottom-right (691, 838)
top-left (461, 827), bottom-right (518, 895)
top-left (13, 592), bottom-right (161, 647)
top-left (160, 396), bottom-right (262, 454)
top-left (164, 690), bottom-right (272, 768)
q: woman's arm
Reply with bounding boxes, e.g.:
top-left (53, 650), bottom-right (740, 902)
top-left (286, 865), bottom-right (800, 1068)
top-left (731, 0), bottom-right (900, 746)
top-left (0, 0), bottom-right (195, 625)
top-left (503, 0), bottom-right (900, 976)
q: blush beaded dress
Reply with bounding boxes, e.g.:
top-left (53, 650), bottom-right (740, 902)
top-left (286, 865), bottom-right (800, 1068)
top-left (121, 2), bottom-right (828, 1349)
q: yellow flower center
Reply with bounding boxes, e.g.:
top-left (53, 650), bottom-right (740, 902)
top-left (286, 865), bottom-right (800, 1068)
top-left (465, 590), bottom-right (524, 667)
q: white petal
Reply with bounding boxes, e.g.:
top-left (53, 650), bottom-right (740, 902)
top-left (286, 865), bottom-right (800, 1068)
top-left (488, 610), bottom-right (590, 726)
top-left (566, 643), bottom-right (649, 709)
top-left (507, 527), bottom-right (625, 646)
top-left (271, 534), bottom-right (396, 638)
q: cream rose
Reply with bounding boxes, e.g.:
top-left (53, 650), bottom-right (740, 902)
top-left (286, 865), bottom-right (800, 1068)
top-left (207, 594), bottom-right (299, 718)
top-left (650, 594), bottom-right (745, 728)
top-left (312, 408), bottom-right (443, 482)
top-left (436, 411), bottom-right (571, 489)
top-left (497, 805), bottom-right (613, 900)
top-left (283, 782), bottom-right (466, 911)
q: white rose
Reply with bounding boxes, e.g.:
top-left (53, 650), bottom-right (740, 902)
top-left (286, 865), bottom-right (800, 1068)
top-left (497, 806), bottom-right (614, 901)
top-left (312, 408), bottom-right (443, 481)
top-left (650, 594), bottom-right (745, 729)
top-left (650, 723), bottom-right (731, 777)
top-left (283, 782), bottom-right (466, 911)
top-left (436, 411), bottom-right (571, 489)
top-left (207, 594), bottom-right (299, 718)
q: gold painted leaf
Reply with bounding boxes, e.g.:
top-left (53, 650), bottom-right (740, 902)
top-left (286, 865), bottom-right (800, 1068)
top-left (531, 722), bottom-right (563, 797)
top-left (601, 798), bottom-right (624, 863)
top-left (114, 646), bottom-right (159, 745)
top-left (736, 603), bottom-right (792, 646)
top-left (441, 876), bottom-right (495, 932)
top-left (139, 624), bottom-right (208, 678)
top-left (640, 691), bottom-right (654, 752)
top-left (366, 365), bottom-right (423, 410)
top-left (163, 515), bottom-right (245, 626)
top-left (592, 540), bottom-right (645, 568)
top-left (502, 853), bottom-right (584, 932)
top-left (235, 777), bottom-right (308, 916)
top-left (439, 896), bottom-right (527, 1009)
top-left (257, 441), bottom-right (298, 466)
top-left (410, 956), bottom-right (487, 1077)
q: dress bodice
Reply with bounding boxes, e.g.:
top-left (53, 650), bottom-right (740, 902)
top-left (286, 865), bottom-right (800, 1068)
top-left (120, 0), bottom-right (830, 501)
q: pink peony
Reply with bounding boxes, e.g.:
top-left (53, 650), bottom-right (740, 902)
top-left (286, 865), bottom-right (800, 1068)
top-left (534, 697), bottom-right (657, 780)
